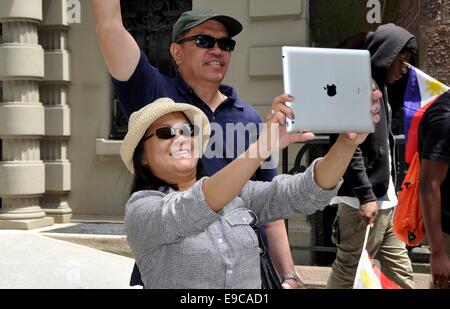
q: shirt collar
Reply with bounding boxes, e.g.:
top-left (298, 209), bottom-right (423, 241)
top-left (173, 74), bottom-right (244, 111)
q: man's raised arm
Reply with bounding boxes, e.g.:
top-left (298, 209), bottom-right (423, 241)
top-left (92, 0), bottom-right (140, 81)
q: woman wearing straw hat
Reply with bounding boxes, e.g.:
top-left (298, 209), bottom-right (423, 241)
top-left (121, 93), bottom-right (381, 289)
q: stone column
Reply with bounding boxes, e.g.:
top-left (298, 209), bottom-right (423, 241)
top-left (39, 0), bottom-right (72, 223)
top-left (0, 0), bottom-right (54, 229)
top-left (395, 0), bottom-right (450, 85)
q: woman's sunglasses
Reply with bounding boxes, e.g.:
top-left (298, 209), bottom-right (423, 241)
top-left (176, 35), bottom-right (236, 52)
top-left (142, 124), bottom-right (197, 142)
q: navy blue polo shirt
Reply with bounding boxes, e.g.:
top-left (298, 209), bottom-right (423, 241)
top-left (112, 52), bottom-right (276, 181)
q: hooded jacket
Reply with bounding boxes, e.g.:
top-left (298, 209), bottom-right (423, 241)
top-left (335, 24), bottom-right (416, 205)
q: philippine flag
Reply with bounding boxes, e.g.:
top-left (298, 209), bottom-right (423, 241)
top-left (403, 64), bottom-right (449, 164)
top-left (353, 226), bottom-right (401, 289)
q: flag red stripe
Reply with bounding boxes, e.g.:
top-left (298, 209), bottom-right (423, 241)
top-left (369, 255), bottom-right (401, 289)
top-left (405, 96), bottom-right (440, 164)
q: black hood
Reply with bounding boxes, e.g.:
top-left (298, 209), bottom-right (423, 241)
top-left (364, 23), bottom-right (416, 85)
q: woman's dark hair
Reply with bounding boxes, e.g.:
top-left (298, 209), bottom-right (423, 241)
top-left (130, 135), bottom-right (207, 196)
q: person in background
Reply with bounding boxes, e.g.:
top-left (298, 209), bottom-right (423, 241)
top-left (419, 91), bottom-right (450, 289)
top-left (325, 24), bottom-right (417, 289)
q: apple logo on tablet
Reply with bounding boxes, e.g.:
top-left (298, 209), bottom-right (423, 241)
top-left (324, 84), bottom-right (337, 97)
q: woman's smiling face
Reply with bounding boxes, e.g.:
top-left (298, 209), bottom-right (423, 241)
top-left (141, 112), bottom-right (198, 185)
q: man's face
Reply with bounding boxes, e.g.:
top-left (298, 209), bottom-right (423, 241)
top-left (171, 20), bottom-right (232, 85)
top-left (386, 51), bottom-right (411, 84)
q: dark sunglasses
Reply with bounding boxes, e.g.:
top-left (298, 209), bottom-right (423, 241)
top-left (142, 124), bottom-right (197, 142)
top-left (176, 35), bottom-right (236, 52)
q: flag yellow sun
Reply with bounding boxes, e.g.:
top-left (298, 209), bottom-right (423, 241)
top-left (425, 79), bottom-right (447, 97)
top-left (359, 269), bottom-right (377, 288)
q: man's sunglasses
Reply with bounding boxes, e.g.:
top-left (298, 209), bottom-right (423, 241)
top-left (142, 124), bottom-right (198, 142)
top-left (176, 35), bottom-right (236, 52)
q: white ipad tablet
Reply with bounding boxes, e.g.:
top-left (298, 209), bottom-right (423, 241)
top-left (282, 46), bottom-right (375, 133)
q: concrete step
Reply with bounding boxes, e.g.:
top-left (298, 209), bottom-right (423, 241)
top-left (295, 265), bottom-right (431, 289)
top-left (42, 233), bottom-right (134, 258)
top-left (39, 222), bottom-right (134, 258)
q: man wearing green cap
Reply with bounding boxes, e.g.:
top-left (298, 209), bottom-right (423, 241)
top-left (92, 1), bottom-right (302, 289)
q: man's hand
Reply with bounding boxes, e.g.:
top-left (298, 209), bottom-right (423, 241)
top-left (431, 251), bottom-right (450, 289)
top-left (358, 201), bottom-right (378, 226)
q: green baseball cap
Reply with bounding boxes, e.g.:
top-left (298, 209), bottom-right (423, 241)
top-left (172, 8), bottom-right (243, 42)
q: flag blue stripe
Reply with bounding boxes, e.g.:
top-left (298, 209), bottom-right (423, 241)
top-left (403, 67), bottom-right (421, 143)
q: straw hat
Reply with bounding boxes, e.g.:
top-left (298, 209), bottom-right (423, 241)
top-left (120, 97), bottom-right (211, 174)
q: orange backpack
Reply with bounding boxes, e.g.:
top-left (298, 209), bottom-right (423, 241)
top-left (393, 152), bottom-right (425, 247)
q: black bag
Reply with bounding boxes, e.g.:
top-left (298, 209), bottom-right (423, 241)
top-left (130, 263), bottom-right (144, 287)
top-left (256, 227), bottom-right (283, 289)
top-left (248, 211), bottom-right (282, 289)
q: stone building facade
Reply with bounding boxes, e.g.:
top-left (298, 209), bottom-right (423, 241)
top-left (403, 0), bottom-right (450, 85)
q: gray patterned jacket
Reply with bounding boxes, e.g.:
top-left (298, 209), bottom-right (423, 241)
top-left (124, 159), bottom-right (342, 289)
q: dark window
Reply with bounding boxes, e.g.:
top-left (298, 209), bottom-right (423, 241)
top-left (111, 0), bottom-right (192, 140)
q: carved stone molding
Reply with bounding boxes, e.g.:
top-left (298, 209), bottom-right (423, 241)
top-left (423, 0), bottom-right (450, 25)
top-left (421, 25), bottom-right (450, 85)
